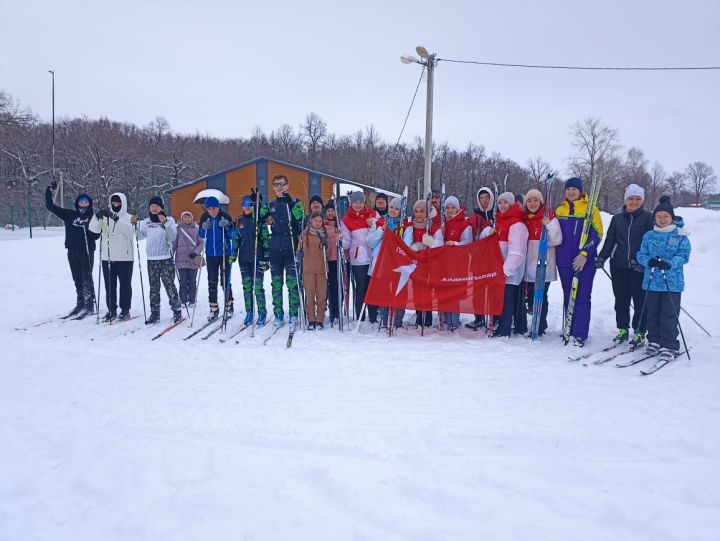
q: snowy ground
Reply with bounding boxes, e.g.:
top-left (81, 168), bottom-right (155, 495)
top-left (1, 209), bottom-right (719, 541)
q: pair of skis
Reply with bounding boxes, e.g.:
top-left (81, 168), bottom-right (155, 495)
top-left (530, 174), bottom-right (555, 340)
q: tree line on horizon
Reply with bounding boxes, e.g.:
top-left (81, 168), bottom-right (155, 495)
top-left (0, 89), bottom-right (716, 227)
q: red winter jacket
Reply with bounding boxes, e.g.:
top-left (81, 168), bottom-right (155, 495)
top-left (495, 203), bottom-right (524, 242)
top-left (443, 210), bottom-right (472, 244)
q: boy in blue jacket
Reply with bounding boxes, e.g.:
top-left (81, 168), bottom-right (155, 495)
top-left (198, 196), bottom-right (236, 321)
top-left (635, 196), bottom-right (691, 361)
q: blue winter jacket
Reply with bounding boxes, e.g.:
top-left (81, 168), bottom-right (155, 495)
top-left (636, 224), bottom-right (691, 292)
top-left (198, 210), bottom-right (236, 257)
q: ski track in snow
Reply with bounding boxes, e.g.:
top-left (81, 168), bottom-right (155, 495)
top-left (1, 209), bottom-right (719, 540)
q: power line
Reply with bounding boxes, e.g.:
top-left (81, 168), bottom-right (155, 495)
top-left (392, 64), bottom-right (426, 151)
top-left (438, 58), bottom-right (720, 71)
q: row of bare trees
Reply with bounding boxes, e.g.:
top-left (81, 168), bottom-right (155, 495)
top-left (0, 89), bottom-right (716, 227)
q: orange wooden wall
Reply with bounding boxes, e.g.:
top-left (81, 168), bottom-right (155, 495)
top-left (226, 164), bottom-right (256, 218)
top-left (169, 180), bottom-right (207, 222)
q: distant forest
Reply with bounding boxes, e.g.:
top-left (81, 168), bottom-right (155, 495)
top-left (0, 89), bottom-right (716, 226)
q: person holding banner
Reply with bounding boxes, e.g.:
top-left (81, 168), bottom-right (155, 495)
top-left (479, 192), bottom-right (529, 337)
top-left (440, 196), bottom-right (472, 331)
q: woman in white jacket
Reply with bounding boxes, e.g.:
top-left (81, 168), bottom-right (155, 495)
top-left (522, 189), bottom-right (562, 337)
top-left (89, 192), bottom-right (135, 322)
top-left (340, 191), bottom-right (380, 321)
top-left (479, 192), bottom-right (529, 337)
top-left (132, 196), bottom-right (183, 325)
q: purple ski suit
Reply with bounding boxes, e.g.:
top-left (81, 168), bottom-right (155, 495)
top-left (555, 195), bottom-right (603, 340)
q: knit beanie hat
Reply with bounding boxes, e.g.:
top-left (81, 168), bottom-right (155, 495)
top-left (653, 195), bottom-right (675, 219)
top-left (374, 193), bottom-right (388, 204)
top-left (349, 191), bottom-right (365, 204)
top-left (149, 195), bottom-right (164, 209)
top-left (565, 177), bottom-right (584, 192)
top-left (324, 199), bottom-right (335, 211)
top-left (180, 210), bottom-right (194, 220)
top-left (525, 189), bottom-right (544, 205)
top-left (204, 196), bottom-right (220, 209)
top-left (309, 195), bottom-right (324, 207)
top-left (444, 195), bottom-right (460, 209)
top-left (624, 183), bottom-right (645, 201)
top-left (389, 197), bottom-right (402, 210)
top-left (413, 200), bottom-right (427, 212)
top-left (498, 191), bottom-right (515, 206)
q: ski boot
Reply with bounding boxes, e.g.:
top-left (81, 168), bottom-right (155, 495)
top-left (316, 322), bottom-right (324, 330)
top-left (172, 310), bottom-right (183, 324)
top-left (645, 342), bottom-right (660, 356)
top-left (573, 337), bottom-right (585, 348)
top-left (243, 312), bottom-right (253, 326)
top-left (307, 321), bottom-right (316, 331)
top-left (288, 315), bottom-right (298, 330)
top-left (117, 310), bottom-right (131, 322)
top-left (207, 303), bottom-right (220, 322)
top-left (224, 300), bottom-right (234, 320)
top-left (65, 302), bottom-right (84, 319)
top-left (103, 310), bottom-right (117, 323)
top-left (273, 314), bottom-right (284, 328)
top-left (631, 331), bottom-right (646, 349)
top-left (613, 328), bottom-right (629, 343)
top-left (256, 312), bottom-right (267, 327)
top-left (657, 348), bottom-right (677, 362)
top-left (145, 312), bottom-right (160, 325)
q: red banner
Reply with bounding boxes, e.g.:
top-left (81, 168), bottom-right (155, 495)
top-left (365, 231), bottom-right (506, 314)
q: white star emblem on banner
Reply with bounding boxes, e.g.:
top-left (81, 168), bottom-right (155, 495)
top-left (393, 263), bottom-right (417, 295)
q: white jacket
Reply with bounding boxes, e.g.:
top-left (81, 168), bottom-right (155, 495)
top-left (137, 216), bottom-right (177, 261)
top-left (481, 222), bottom-right (529, 286)
top-left (89, 192), bottom-right (135, 262)
top-left (524, 217), bottom-right (562, 283)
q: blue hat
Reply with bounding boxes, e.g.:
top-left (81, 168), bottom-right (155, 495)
top-left (565, 177), bottom-right (584, 193)
top-left (204, 196), bottom-right (220, 209)
top-left (242, 196), bottom-right (253, 207)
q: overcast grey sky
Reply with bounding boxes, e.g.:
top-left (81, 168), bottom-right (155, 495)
top-left (1, 0), bottom-right (718, 178)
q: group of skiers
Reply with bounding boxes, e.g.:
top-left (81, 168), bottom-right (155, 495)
top-left (45, 173), bottom-right (691, 361)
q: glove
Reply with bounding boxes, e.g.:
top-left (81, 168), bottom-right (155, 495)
top-left (319, 235), bottom-right (328, 249)
top-left (110, 212), bottom-right (119, 222)
top-left (291, 200), bottom-right (304, 221)
top-left (629, 259), bottom-right (643, 272)
top-left (410, 243), bottom-right (422, 252)
top-left (218, 217), bottom-right (230, 228)
top-left (259, 204), bottom-right (270, 219)
top-left (227, 255), bottom-right (237, 264)
top-left (95, 209), bottom-right (111, 219)
top-left (149, 213), bottom-right (160, 223)
top-left (201, 220), bottom-right (211, 230)
top-left (250, 187), bottom-right (262, 203)
top-left (647, 257), bottom-right (661, 268)
top-left (422, 233), bottom-right (436, 248)
top-left (657, 259), bottom-right (672, 271)
top-left (189, 252), bottom-right (198, 259)
top-left (594, 256), bottom-right (605, 269)
top-left (50, 180), bottom-right (58, 190)
top-left (259, 261), bottom-right (269, 272)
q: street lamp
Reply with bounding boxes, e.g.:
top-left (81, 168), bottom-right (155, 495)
top-left (401, 45), bottom-right (437, 199)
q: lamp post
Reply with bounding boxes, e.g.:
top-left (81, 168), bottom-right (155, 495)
top-left (401, 46), bottom-right (437, 198)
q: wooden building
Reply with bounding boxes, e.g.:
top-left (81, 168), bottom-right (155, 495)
top-left (165, 156), bottom-right (394, 220)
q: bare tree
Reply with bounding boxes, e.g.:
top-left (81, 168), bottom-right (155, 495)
top-left (684, 161), bottom-right (716, 205)
top-left (568, 118), bottom-right (620, 203)
top-left (526, 156), bottom-right (553, 189)
top-left (665, 171), bottom-right (687, 201)
top-left (648, 161), bottom-right (667, 206)
top-left (301, 112), bottom-right (327, 168)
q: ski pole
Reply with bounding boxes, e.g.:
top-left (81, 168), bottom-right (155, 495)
top-left (190, 244), bottom-right (205, 328)
top-left (96, 218), bottom-right (104, 323)
top-left (286, 203), bottom-right (306, 332)
top-left (661, 269), bottom-right (691, 360)
top-left (134, 223), bottom-right (148, 323)
top-left (220, 217), bottom-right (230, 332)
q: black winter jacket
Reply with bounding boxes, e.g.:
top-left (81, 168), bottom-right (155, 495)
top-left (45, 186), bottom-right (99, 253)
top-left (598, 206), bottom-right (654, 269)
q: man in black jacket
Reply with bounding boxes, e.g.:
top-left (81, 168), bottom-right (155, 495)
top-left (45, 181), bottom-right (100, 318)
top-left (595, 183), bottom-right (654, 347)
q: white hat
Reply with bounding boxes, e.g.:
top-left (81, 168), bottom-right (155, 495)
top-left (444, 196), bottom-right (460, 209)
top-left (624, 184), bottom-right (645, 201)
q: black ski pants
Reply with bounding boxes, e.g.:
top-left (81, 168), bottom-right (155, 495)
top-left (610, 264), bottom-right (647, 332)
top-left (206, 255), bottom-right (233, 306)
top-left (645, 291), bottom-right (681, 352)
top-left (68, 248), bottom-right (95, 308)
top-left (101, 260), bottom-right (133, 312)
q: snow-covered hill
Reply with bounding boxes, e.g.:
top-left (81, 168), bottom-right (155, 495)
top-left (1, 209), bottom-right (719, 540)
